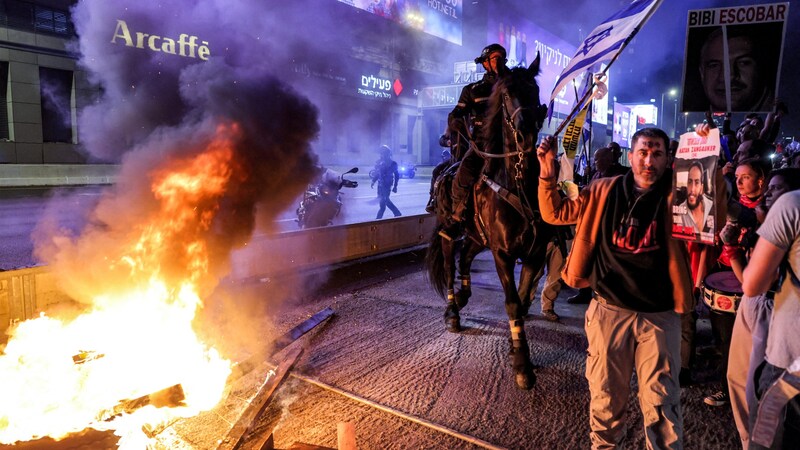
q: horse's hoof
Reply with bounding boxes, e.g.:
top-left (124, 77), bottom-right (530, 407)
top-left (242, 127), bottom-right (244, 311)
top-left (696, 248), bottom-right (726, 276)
top-left (515, 370), bottom-right (536, 390)
top-left (446, 316), bottom-right (462, 333)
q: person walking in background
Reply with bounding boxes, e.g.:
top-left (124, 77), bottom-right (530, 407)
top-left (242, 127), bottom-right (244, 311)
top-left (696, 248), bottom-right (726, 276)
top-left (537, 128), bottom-right (692, 449)
top-left (371, 145), bottom-right (401, 219)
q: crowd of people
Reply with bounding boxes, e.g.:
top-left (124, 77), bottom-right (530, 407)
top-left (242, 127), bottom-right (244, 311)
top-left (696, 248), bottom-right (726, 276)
top-left (533, 106), bottom-right (800, 449)
top-left (434, 41), bottom-right (800, 450)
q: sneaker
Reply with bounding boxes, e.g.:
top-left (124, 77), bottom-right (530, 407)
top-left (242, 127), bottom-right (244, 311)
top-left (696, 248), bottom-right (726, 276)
top-left (704, 390), bottom-right (729, 406)
top-left (542, 309), bottom-right (559, 322)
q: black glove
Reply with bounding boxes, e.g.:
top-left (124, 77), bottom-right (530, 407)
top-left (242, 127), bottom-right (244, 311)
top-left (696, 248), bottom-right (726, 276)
top-left (342, 180), bottom-right (358, 188)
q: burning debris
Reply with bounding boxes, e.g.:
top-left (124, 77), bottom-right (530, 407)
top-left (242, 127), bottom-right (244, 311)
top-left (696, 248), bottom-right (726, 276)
top-left (3, 0), bottom-right (324, 447)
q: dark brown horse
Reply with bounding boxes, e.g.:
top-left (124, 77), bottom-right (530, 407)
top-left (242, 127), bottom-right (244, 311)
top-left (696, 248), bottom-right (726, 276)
top-left (427, 57), bottom-right (555, 390)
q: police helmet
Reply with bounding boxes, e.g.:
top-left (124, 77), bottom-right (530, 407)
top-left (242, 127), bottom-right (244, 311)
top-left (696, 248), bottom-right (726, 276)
top-left (475, 43), bottom-right (507, 64)
top-left (379, 145), bottom-right (391, 157)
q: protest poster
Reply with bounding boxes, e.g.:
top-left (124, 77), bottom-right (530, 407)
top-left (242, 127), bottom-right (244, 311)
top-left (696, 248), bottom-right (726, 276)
top-left (681, 2), bottom-right (789, 113)
top-left (672, 128), bottom-right (720, 244)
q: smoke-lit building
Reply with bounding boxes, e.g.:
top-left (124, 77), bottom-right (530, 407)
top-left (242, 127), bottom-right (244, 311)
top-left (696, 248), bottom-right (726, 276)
top-left (0, 1), bottom-right (614, 168)
top-left (0, 0), bottom-right (95, 164)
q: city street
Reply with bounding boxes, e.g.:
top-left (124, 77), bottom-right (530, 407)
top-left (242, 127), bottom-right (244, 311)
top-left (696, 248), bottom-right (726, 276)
top-left (0, 175), bottom-right (433, 271)
top-left (1, 248), bottom-right (739, 449)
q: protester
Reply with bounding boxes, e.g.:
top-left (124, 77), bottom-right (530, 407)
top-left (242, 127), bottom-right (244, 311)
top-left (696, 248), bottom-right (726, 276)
top-left (537, 127), bottom-right (692, 449)
top-left (370, 145), bottom-right (401, 219)
top-left (566, 145), bottom-right (630, 306)
top-left (727, 168), bottom-right (800, 447)
top-left (742, 190), bottom-right (800, 449)
top-left (704, 156), bottom-right (768, 407)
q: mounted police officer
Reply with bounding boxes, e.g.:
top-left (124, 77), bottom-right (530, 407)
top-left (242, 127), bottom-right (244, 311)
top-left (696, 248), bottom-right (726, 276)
top-left (450, 43), bottom-right (509, 223)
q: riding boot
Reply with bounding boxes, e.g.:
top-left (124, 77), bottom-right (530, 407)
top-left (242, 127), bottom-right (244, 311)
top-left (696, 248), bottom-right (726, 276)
top-left (425, 196), bottom-right (436, 214)
top-left (451, 148), bottom-right (483, 223)
top-left (450, 183), bottom-right (469, 223)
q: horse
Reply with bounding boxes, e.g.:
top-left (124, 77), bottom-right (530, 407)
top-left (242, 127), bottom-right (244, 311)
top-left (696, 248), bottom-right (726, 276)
top-left (426, 56), bottom-right (555, 390)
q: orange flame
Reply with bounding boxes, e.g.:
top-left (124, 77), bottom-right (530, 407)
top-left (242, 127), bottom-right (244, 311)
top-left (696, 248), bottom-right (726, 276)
top-left (0, 123), bottom-right (245, 447)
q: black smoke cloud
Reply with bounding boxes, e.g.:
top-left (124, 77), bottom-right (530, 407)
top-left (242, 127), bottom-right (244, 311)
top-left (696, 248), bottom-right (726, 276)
top-left (34, 0), bottom-right (325, 300)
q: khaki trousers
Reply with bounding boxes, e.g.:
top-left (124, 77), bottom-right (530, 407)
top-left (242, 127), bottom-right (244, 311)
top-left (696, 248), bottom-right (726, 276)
top-left (585, 299), bottom-right (683, 450)
top-left (727, 294), bottom-right (773, 449)
top-left (532, 239), bottom-right (565, 311)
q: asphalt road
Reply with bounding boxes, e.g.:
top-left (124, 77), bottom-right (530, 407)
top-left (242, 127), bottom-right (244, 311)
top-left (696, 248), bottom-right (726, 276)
top-left (0, 238), bottom-right (738, 449)
top-left (177, 249), bottom-right (738, 450)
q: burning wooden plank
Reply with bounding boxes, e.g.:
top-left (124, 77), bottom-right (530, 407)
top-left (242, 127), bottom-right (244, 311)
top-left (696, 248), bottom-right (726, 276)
top-left (145, 308), bottom-right (332, 440)
top-left (97, 384), bottom-right (186, 422)
top-left (217, 345), bottom-right (303, 450)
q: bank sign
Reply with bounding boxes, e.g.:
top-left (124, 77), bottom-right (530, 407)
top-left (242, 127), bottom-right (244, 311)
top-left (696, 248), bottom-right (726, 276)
top-left (357, 73), bottom-right (406, 100)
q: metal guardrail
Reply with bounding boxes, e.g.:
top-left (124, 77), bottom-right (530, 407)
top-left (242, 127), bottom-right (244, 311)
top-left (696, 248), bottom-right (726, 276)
top-left (0, 214), bottom-right (437, 334)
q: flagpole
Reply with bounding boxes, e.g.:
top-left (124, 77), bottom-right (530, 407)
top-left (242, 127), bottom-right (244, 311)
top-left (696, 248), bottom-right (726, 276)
top-left (553, 35), bottom-right (630, 137)
top-left (553, 0), bottom-right (663, 137)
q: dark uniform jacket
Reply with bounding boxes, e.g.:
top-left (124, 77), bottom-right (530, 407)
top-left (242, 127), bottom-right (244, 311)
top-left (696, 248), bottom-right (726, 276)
top-left (448, 72), bottom-right (497, 160)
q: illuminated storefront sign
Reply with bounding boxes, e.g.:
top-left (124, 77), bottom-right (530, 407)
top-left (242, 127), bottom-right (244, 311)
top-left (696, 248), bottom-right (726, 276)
top-left (357, 73), bottom-right (409, 100)
top-left (111, 19), bottom-right (210, 60)
top-left (453, 60), bottom-right (482, 84)
top-left (613, 103), bottom-right (640, 148)
top-left (418, 84), bottom-right (462, 108)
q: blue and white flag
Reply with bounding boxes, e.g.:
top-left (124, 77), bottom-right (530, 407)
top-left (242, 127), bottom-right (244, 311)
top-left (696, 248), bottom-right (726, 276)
top-left (549, 0), bottom-right (663, 105)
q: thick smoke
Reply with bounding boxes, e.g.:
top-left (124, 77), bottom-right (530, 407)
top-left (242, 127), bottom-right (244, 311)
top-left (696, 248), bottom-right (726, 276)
top-left (34, 0), bottom-right (326, 301)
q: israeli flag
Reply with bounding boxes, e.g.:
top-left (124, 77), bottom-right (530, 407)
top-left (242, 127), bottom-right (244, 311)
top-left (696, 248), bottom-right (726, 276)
top-left (549, 0), bottom-right (663, 105)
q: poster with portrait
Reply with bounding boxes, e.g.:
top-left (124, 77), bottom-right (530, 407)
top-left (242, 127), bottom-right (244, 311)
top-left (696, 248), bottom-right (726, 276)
top-left (672, 128), bottom-right (720, 244)
top-left (681, 2), bottom-right (789, 113)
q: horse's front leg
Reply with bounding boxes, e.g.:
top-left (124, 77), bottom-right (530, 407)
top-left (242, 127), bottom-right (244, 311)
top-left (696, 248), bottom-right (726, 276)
top-left (517, 261), bottom-right (542, 317)
top-left (455, 240), bottom-right (482, 310)
top-left (442, 238), bottom-right (461, 333)
top-left (493, 251), bottom-right (535, 390)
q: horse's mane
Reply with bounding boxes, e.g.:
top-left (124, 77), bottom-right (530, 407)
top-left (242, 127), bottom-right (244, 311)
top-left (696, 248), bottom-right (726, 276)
top-left (482, 66), bottom-right (541, 156)
top-left (482, 66), bottom-right (542, 182)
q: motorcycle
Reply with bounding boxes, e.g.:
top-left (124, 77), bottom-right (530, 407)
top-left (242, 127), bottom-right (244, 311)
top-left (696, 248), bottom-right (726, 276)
top-left (398, 162), bottom-right (416, 179)
top-left (295, 167), bottom-right (359, 228)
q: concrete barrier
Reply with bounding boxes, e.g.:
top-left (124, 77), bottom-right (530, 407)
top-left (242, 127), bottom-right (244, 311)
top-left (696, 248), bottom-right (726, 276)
top-left (0, 164), bottom-right (119, 187)
top-left (0, 214), bottom-right (437, 335)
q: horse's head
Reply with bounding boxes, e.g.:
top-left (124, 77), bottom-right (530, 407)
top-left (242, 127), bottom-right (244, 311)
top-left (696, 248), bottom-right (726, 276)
top-left (483, 53), bottom-right (546, 157)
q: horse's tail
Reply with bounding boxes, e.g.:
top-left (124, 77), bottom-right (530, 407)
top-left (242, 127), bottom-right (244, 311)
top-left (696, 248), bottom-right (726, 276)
top-left (425, 224), bottom-right (449, 299)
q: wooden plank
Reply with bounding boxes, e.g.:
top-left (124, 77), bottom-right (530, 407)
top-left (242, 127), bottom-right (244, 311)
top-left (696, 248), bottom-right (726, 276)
top-left (232, 308), bottom-right (333, 380)
top-left (337, 422), bottom-right (357, 450)
top-left (146, 309), bottom-right (332, 440)
top-left (272, 308), bottom-right (334, 354)
top-left (217, 345), bottom-right (303, 450)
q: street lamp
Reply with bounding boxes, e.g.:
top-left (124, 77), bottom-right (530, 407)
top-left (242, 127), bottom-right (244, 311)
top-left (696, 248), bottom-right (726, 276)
top-left (660, 88), bottom-right (677, 131)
